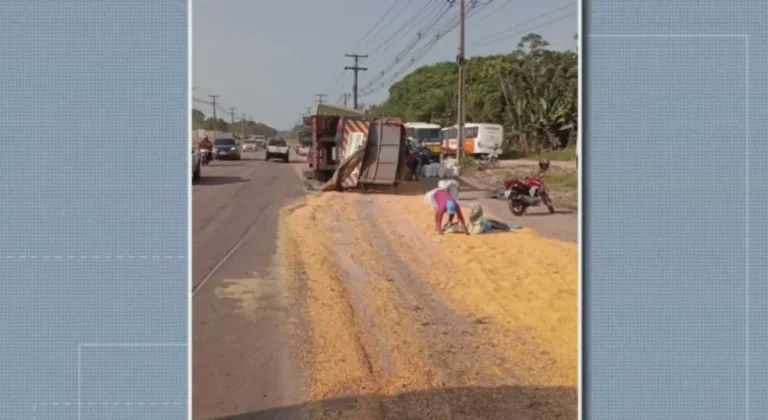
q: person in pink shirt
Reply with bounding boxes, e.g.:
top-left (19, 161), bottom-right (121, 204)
top-left (432, 188), bottom-right (468, 235)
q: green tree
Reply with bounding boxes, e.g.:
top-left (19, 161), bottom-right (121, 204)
top-left (366, 34), bottom-right (577, 154)
top-left (192, 108), bottom-right (206, 127)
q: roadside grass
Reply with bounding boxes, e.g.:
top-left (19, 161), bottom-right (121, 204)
top-left (543, 170), bottom-right (578, 210)
top-left (531, 145), bottom-right (577, 161)
top-left (499, 145), bottom-right (578, 161)
top-left (543, 171), bottom-right (577, 191)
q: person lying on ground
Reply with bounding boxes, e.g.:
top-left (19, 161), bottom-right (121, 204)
top-left (444, 203), bottom-right (522, 235)
top-left (433, 189), bottom-right (468, 235)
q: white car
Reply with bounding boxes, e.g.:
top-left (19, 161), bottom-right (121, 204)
top-left (265, 138), bottom-right (290, 163)
top-left (242, 140), bottom-right (257, 152)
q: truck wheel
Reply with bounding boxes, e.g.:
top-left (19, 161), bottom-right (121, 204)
top-left (265, 154), bottom-right (271, 161)
top-left (284, 155), bottom-right (289, 163)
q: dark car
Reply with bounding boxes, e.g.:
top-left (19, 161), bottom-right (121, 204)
top-left (213, 138), bottom-right (241, 160)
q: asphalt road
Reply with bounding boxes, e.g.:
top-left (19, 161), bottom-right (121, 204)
top-left (192, 151), bottom-right (306, 420)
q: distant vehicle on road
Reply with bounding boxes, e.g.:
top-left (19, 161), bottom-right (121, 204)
top-left (192, 148), bottom-right (202, 181)
top-left (441, 123), bottom-right (503, 158)
top-left (253, 134), bottom-right (266, 150)
top-left (265, 137), bottom-right (290, 163)
top-left (242, 139), bottom-right (258, 152)
top-left (404, 122), bottom-right (442, 161)
top-left (298, 132), bottom-right (312, 147)
top-left (213, 138), bottom-right (241, 160)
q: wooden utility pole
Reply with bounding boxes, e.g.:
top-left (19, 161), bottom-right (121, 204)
top-left (342, 93), bottom-right (351, 108)
top-left (344, 53), bottom-right (368, 110)
top-left (456, 0), bottom-right (466, 163)
top-left (209, 94), bottom-right (220, 140)
top-left (314, 94), bottom-right (327, 105)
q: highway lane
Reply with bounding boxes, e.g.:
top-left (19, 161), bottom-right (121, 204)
top-left (192, 151), bottom-right (306, 419)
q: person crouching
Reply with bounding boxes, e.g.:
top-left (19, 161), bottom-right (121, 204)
top-left (433, 188), bottom-right (468, 235)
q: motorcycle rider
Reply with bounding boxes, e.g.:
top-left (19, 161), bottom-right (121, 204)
top-left (198, 135), bottom-right (213, 164)
top-left (536, 158), bottom-right (551, 176)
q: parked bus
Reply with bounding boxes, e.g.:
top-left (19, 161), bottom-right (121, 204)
top-left (441, 123), bottom-right (504, 157)
top-left (404, 122), bottom-right (442, 160)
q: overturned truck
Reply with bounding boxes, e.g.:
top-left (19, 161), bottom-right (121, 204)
top-left (304, 105), bottom-right (407, 191)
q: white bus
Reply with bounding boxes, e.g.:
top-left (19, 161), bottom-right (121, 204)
top-left (441, 123), bottom-right (504, 157)
top-left (404, 122), bottom-right (442, 157)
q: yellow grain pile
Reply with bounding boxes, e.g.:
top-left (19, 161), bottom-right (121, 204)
top-left (278, 191), bottom-right (578, 413)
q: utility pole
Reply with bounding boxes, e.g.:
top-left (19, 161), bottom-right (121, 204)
top-left (315, 94), bottom-right (327, 105)
top-left (342, 93), bottom-right (351, 108)
top-left (241, 113), bottom-right (247, 139)
top-left (456, 0), bottom-right (466, 163)
top-left (344, 54), bottom-right (368, 110)
top-left (209, 94), bottom-right (220, 141)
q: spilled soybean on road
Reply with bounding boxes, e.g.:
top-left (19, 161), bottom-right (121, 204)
top-left (193, 153), bottom-right (577, 420)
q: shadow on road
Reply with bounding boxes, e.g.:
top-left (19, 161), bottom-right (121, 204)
top-left (352, 178), bottom-right (483, 197)
top-left (195, 176), bottom-right (247, 186)
top-left (209, 162), bottom-right (245, 166)
top-left (211, 385), bottom-right (576, 420)
top-left (522, 209), bottom-right (575, 216)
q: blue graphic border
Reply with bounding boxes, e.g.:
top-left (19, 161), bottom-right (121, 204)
top-left (0, 1), bottom-right (189, 419)
top-left (583, 0), bottom-right (767, 419)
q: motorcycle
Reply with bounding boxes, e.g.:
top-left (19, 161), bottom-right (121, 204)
top-left (502, 176), bottom-right (555, 216)
top-left (201, 148), bottom-right (212, 165)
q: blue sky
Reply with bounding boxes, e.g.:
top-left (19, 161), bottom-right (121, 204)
top-left (192, 0), bottom-right (577, 130)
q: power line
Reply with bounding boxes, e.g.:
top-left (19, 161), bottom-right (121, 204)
top-left (364, 36), bottom-right (443, 94)
top-left (323, 0), bottom-right (422, 95)
top-left (360, 0), bottom-right (492, 92)
top-left (355, 0), bottom-right (404, 47)
top-left (325, 0), bottom-right (461, 100)
top-left (469, 2), bottom-right (575, 46)
top-left (344, 54), bottom-right (368, 109)
top-left (476, 12), bottom-right (576, 49)
top-left (193, 97), bottom-right (213, 105)
top-left (323, 0), bottom-right (450, 97)
top-left (372, 6), bottom-right (449, 59)
top-left (465, 0), bottom-right (512, 22)
top-left (362, 0), bottom-right (416, 50)
top-left (321, 1), bottom-right (404, 94)
top-left (361, 2), bottom-right (574, 97)
top-left (359, 1), bottom-right (476, 96)
top-left (368, 0), bottom-right (441, 56)
top-left (360, 4), bottom-right (455, 92)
